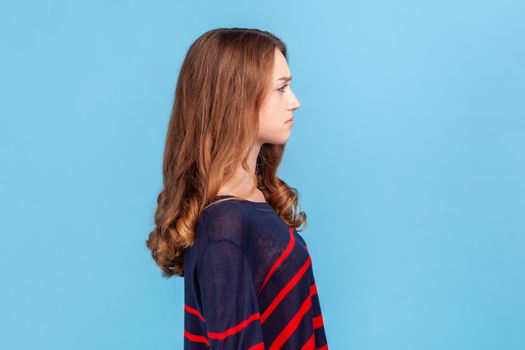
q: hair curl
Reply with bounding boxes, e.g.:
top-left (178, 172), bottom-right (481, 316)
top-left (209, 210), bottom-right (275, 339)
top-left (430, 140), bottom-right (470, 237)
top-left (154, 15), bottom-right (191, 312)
top-left (146, 28), bottom-right (307, 278)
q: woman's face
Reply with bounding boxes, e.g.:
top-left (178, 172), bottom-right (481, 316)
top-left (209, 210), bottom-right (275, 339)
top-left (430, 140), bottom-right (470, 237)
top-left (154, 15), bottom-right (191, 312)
top-left (257, 48), bottom-right (301, 145)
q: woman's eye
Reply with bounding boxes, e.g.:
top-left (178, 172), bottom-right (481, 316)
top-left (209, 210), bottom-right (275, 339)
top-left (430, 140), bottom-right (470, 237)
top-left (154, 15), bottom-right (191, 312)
top-left (277, 84), bottom-right (289, 93)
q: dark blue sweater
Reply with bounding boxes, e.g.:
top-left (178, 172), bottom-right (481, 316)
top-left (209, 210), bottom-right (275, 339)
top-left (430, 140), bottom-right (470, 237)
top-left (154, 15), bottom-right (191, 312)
top-left (183, 195), bottom-right (329, 349)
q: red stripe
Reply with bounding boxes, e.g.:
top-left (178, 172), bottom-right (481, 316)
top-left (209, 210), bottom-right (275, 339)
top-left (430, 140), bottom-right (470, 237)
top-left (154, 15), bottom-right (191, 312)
top-left (248, 341), bottom-right (265, 350)
top-left (260, 255), bottom-right (312, 324)
top-left (207, 312), bottom-right (261, 340)
top-left (313, 315), bottom-right (324, 329)
top-left (310, 283), bottom-right (317, 296)
top-left (316, 345), bottom-right (329, 350)
top-left (301, 333), bottom-right (315, 350)
top-left (184, 330), bottom-right (210, 346)
top-left (184, 304), bottom-right (205, 322)
top-left (269, 292), bottom-right (313, 349)
top-left (258, 227), bottom-right (295, 296)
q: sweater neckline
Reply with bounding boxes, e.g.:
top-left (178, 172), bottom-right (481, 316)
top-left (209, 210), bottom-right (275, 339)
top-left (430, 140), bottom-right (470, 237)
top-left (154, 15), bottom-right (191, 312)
top-left (213, 195), bottom-right (272, 209)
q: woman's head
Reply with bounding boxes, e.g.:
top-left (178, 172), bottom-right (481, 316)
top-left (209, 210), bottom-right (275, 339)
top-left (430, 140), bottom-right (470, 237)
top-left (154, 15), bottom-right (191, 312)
top-left (146, 28), bottom-right (306, 278)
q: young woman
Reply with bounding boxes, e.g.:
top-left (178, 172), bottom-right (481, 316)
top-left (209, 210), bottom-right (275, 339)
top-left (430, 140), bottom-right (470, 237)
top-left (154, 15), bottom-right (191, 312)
top-left (146, 27), bottom-right (328, 350)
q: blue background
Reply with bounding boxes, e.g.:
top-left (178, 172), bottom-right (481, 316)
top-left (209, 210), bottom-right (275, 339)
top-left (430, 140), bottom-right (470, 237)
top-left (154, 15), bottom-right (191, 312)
top-left (1, 1), bottom-right (524, 349)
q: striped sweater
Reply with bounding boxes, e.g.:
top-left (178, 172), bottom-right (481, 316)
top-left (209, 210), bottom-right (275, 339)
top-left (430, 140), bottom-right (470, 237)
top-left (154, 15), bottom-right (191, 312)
top-left (183, 195), bottom-right (329, 349)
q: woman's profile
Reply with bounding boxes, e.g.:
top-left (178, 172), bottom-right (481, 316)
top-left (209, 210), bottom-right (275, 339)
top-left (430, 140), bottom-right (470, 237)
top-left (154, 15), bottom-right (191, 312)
top-left (146, 27), bottom-right (328, 349)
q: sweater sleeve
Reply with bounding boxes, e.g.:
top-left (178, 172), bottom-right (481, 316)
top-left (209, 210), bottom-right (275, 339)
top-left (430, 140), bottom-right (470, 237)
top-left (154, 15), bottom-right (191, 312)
top-left (196, 239), bottom-right (265, 350)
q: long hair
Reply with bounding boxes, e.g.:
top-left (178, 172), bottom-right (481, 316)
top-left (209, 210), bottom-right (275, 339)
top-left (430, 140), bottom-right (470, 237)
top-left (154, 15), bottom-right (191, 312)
top-left (146, 28), bottom-right (307, 278)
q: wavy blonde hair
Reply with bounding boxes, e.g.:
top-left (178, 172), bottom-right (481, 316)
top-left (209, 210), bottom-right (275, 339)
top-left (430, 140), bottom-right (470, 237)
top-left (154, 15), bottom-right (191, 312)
top-left (146, 28), bottom-right (307, 278)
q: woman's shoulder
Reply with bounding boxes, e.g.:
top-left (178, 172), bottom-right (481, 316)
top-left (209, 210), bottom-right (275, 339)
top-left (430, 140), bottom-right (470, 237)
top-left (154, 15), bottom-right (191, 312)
top-left (197, 199), bottom-right (250, 243)
top-left (185, 201), bottom-right (247, 268)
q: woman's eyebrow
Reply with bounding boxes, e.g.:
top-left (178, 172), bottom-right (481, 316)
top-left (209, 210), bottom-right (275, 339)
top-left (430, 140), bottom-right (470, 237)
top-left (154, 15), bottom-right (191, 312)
top-left (276, 76), bottom-right (292, 82)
